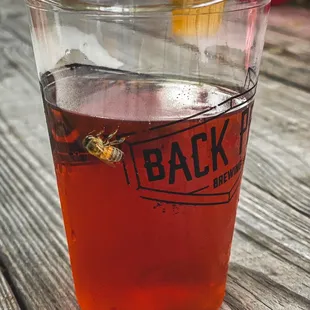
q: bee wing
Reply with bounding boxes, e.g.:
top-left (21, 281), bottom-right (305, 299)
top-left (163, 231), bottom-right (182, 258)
top-left (110, 137), bottom-right (126, 146)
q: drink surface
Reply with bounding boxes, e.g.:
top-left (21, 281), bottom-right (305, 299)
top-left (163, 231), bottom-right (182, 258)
top-left (41, 64), bottom-right (255, 310)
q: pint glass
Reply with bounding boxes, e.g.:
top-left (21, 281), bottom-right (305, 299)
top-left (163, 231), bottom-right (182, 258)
top-left (25, 0), bottom-right (270, 309)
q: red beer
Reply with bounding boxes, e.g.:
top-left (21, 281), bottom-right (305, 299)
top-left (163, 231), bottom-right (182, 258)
top-left (42, 64), bottom-right (255, 310)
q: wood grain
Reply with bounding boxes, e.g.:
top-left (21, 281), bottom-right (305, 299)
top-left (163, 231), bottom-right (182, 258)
top-left (0, 1), bottom-right (309, 310)
top-left (0, 270), bottom-right (20, 310)
top-left (268, 6), bottom-right (310, 40)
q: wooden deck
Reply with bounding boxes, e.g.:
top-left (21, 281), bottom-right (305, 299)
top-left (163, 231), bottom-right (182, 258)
top-left (0, 1), bottom-right (309, 309)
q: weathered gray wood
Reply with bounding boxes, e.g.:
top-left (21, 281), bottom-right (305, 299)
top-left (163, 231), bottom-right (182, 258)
top-left (0, 1), bottom-right (309, 310)
top-left (260, 8), bottom-right (310, 91)
top-left (264, 29), bottom-right (310, 63)
top-left (268, 6), bottom-right (310, 40)
top-left (0, 271), bottom-right (20, 310)
top-left (0, 4), bottom-right (79, 309)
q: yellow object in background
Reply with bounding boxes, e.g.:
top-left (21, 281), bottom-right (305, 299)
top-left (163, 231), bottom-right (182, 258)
top-left (172, 0), bottom-right (226, 36)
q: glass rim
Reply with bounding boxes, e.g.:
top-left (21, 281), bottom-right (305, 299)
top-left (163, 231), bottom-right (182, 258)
top-left (26, 0), bottom-right (271, 15)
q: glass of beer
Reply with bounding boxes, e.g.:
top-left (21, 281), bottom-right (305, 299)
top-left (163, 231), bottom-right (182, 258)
top-left (25, 0), bottom-right (270, 309)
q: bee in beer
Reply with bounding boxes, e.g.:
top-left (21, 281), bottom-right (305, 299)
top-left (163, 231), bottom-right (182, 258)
top-left (83, 128), bottom-right (126, 167)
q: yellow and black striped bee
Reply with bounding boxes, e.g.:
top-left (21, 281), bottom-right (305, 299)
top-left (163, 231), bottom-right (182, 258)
top-left (83, 128), bottom-right (126, 167)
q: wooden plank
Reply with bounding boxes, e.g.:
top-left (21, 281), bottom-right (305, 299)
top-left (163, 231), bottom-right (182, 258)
top-left (260, 49), bottom-right (310, 92)
top-left (268, 6), bottom-right (310, 40)
top-left (0, 1), bottom-right (309, 310)
top-left (264, 29), bottom-right (310, 63)
top-left (0, 269), bottom-right (20, 310)
top-left (261, 27), bottom-right (310, 91)
top-left (0, 8), bottom-right (78, 309)
top-left (0, 0), bottom-right (26, 22)
top-left (225, 73), bottom-right (310, 310)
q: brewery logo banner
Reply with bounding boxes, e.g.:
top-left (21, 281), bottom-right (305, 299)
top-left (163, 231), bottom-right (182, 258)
top-left (44, 67), bottom-right (257, 206)
top-left (122, 68), bottom-right (256, 205)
